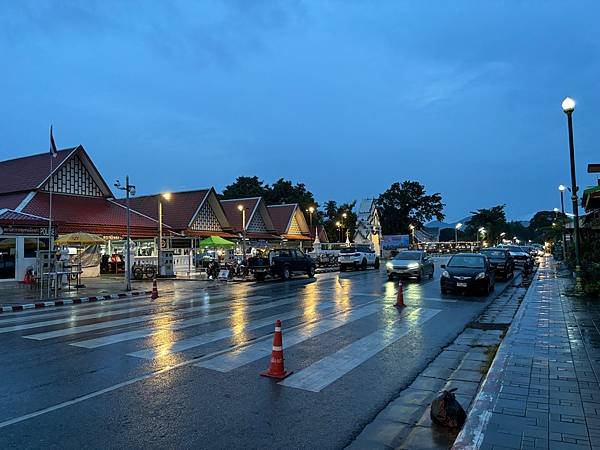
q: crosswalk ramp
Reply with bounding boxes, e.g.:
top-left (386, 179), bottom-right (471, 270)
top-left (1, 291), bottom-right (441, 393)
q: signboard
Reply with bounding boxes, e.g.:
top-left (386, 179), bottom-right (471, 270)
top-left (0, 225), bottom-right (57, 238)
top-left (161, 237), bottom-right (193, 250)
top-left (382, 234), bottom-right (409, 250)
top-left (218, 269), bottom-right (229, 281)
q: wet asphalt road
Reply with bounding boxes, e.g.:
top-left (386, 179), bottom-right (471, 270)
top-left (0, 259), bottom-right (517, 449)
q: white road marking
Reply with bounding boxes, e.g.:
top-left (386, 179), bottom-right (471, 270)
top-left (404, 296), bottom-right (458, 303)
top-left (127, 299), bottom-right (343, 359)
top-left (279, 307), bottom-right (441, 392)
top-left (23, 295), bottom-right (292, 341)
top-left (195, 303), bottom-right (382, 373)
top-left (71, 295), bottom-right (300, 348)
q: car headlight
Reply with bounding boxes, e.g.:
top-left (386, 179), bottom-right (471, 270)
top-left (386, 262), bottom-right (393, 269)
top-left (442, 270), bottom-right (450, 278)
top-left (407, 262), bottom-right (419, 269)
top-left (475, 272), bottom-right (486, 280)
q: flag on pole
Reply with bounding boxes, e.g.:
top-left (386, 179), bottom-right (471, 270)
top-left (50, 125), bottom-right (58, 157)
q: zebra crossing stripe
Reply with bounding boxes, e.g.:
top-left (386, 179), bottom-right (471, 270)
top-left (71, 295), bottom-right (301, 349)
top-left (195, 302), bottom-right (382, 373)
top-left (126, 299), bottom-right (345, 359)
top-left (278, 307), bottom-right (441, 392)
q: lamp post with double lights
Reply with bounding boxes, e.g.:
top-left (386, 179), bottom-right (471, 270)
top-left (558, 184), bottom-right (567, 259)
top-left (158, 192), bottom-right (171, 276)
top-left (114, 176), bottom-right (135, 291)
top-left (561, 97), bottom-right (583, 292)
top-left (238, 204), bottom-right (247, 260)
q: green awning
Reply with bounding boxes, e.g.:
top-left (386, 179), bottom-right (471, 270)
top-left (198, 236), bottom-right (237, 247)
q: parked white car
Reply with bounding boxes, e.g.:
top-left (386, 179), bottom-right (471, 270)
top-left (339, 245), bottom-right (380, 271)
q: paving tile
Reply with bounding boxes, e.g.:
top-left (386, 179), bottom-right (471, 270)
top-left (409, 376), bottom-right (447, 393)
top-left (394, 388), bottom-right (437, 407)
top-left (356, 419), bottom-right (408, 448)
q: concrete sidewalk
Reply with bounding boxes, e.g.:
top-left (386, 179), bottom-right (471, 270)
top-left (454, 259), bottom-right (600, 450)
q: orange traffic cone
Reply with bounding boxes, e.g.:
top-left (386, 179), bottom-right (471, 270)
top-left (395, 280), bottom-right (405, 308)
top-left (151, 278), bottom-right (159, 300)
top-left (261, 320), bottom-right (293, 379)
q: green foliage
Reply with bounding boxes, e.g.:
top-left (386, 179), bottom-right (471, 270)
top-left (376, 181), bottom-right (445, 234)
top-left (222, 176), bottom-right (268, 199)
top-left (528, 210), bottom-right (568, 243)
top-left (320, 200), bottom-right (357, 242)
top-left (465, 205), bottom-right (507, 244)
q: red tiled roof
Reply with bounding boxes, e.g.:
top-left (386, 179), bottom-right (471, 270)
top-left (220, 198), bottom-right (260, 233)
top-left (0, 148), bottom-right (75, 195)
top-left (22, 193), bottom-right (161, 232)
top-left (0, 209), bottom-right (48, 225)
top-left (267, 204), bottom-right (297, 234)
top-left (0, 192), bottom-right (30, 209)
top-left (117, 190), bottom-right (209, 231)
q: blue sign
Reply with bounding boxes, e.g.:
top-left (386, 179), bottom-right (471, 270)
top-left (382, 234), bottom-right (409, 250)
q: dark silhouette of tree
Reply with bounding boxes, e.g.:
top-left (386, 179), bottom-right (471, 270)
top-left (377, 181), bottom-right (445, 234)
top-left (222, 176), bottom-right (268, 199)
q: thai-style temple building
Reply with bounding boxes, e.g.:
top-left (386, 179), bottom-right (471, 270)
top-left (353, 198), bottom-right (383, 256)
top-left (220, 197), bottom-right (279, 244)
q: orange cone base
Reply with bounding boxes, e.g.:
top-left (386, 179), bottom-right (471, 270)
top-left (260, 369), bottom-right (293, 379)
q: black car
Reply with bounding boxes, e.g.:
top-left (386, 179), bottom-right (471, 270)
top-left (480, 247), bottom-right (514, 280)
top-left (440, 253), bottom-right (495, 296)
top-left (248, 249), bottom-right (316, 281)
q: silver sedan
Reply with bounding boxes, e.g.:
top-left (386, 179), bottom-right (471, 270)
top-left (386, 250), bottom-right (435, 281)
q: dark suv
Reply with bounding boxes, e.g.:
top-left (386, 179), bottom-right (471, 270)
top-left (248, 249), bottom-right (316, 281)
top-left (480, 248), bottom-right (514, 280)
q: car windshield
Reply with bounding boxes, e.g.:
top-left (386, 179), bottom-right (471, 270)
top-left (506, 246), bottom-right (525, 252)
top-left (340, 247), bottom-right (358, 254)
top-left (393, 251), bottom-right (422, 261)
top-left (448, 255), bottom-right (485, 268)
top-left (481, 250), bottom-right (505, 258)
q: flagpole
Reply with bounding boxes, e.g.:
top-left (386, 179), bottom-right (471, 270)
top-left (48, 153), bottom-right (53, 243)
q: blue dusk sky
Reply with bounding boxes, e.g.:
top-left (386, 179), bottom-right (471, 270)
top-left (1, 1), bottom-right (599, 221)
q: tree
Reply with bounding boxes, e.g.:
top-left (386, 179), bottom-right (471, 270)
top-left (528, 210), bottom-right (566, 243)
top-left (465, 205), bottom-right (507, 244)
top-left (222, 176), bottom-right (268, 199)
top-left (377, 181), bottom-right (445, 234)
top-left (320, 200), bottom-right (357, 242)
top-left (264, 178), bottom-right (317, 213)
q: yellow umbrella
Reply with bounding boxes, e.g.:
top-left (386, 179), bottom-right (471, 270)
top-left (55, 232), bottom-right (105, 245)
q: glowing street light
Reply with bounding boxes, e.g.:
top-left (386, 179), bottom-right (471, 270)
top-left (476, 227), bottom-right (485, 247)
top-left (238, 204), bottom-right (248, 259)
top-left (454, 222), bottom-right (462, 243)
top-left (561, 96), bottom-right (582, 291)
top-left (306, 206), bottom-right (315, 236)
top-left (158, 192), bottom-right (171, 277)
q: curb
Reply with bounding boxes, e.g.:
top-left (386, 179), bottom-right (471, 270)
top-left (0, 290), bottom-right (153, 313)
top-left (452, 269), bottom-right (540, 449)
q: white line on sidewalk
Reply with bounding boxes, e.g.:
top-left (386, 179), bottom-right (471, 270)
top-left (279, 307), bottom-right (441, 392)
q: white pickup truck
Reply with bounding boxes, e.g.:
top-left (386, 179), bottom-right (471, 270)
top-left (338, 245), bottom-right (380, 271)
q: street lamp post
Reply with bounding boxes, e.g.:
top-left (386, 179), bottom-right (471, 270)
top-left (158, 192), bottom-right (171, 276)
top-left (455, 223), bottom-right (462, 244)
top-left (335, 221), bottom-right (341, 242)
top-left (562, 97), bottom-right (583, 292)
top-left (477, 227), bottom-right (485, 248)
top-left (558, 184), bottom-right (567, 260)
top-left (499, 231), bottom-right (506, 246)
top-left (409, 224), bottom-right (415, 249)
top-left (238, 205), bottom-right (247, 260)
top-left (114, 176), bottom-right (136, 291)
top-left (307, 206), bottom-right (315, 236)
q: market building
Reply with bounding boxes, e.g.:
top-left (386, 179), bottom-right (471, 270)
top-left (220, 197), bottom-right (280, 251)
top-left (0, 146), bottom-right (162, 282)
top-left (267, 204), bottom-right (312, 249)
